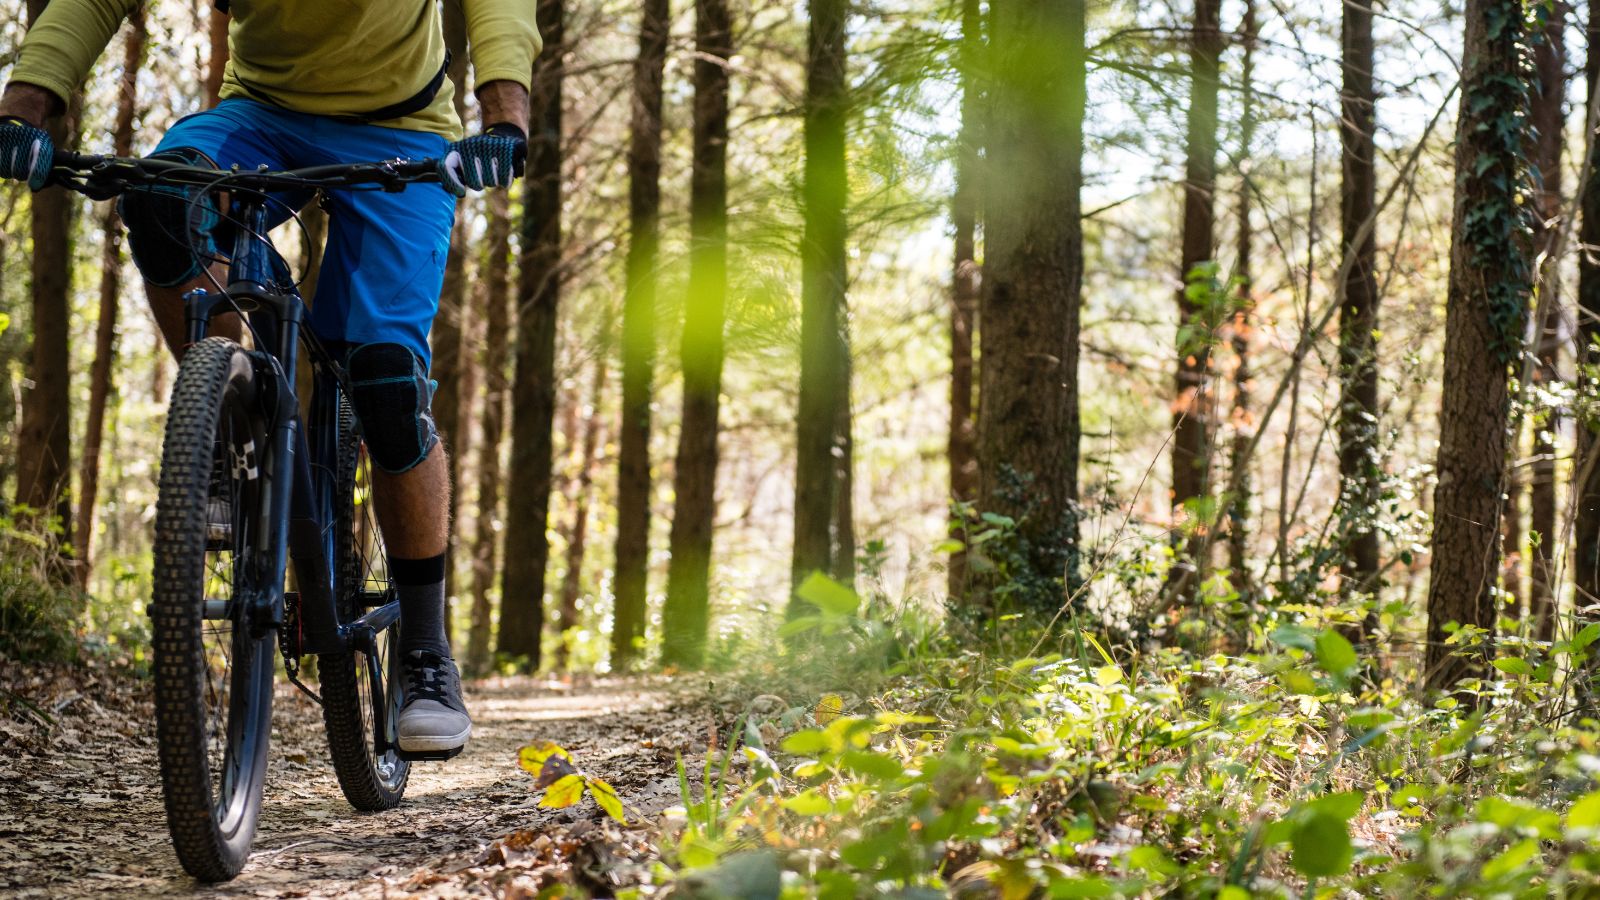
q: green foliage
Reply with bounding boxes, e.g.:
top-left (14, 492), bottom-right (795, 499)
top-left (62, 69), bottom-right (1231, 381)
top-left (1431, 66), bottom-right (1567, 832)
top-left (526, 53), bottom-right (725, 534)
top-left (0, 512), bottom-right (82, 663)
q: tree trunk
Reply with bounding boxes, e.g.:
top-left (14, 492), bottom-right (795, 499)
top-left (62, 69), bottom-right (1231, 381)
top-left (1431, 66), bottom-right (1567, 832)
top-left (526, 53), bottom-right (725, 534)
top-left (557, 348), bottom-right (608, 670)
top-left (15, 0), bottom-right (80, 580)
top-left (611, 0), bottom-right (670, 670)
top-left (206, 8), bottom-right (228, 108)
top-left (467, 191), bottom-right (512, 676)
top-left (1226, 0), bottom-right (1255, 599)
top-left (1577, 4), bottom-right (1600, 612)
top-left (661, 0), bottom-right (732, 668)
top-left (1337, 0), bottom-right (1380, 633)
top-left (947, 0), bottom-right (981, 601)
top-left (789, 0), bottom-right (855, 607)
top-left (432, 0), bottom-right (473, 611)
top-left (1426, 0), bottom-right (1534, 692)
top-left (498, 0), bottom-right (565, 670)
top-left (1168, 0), bottom-right (1223, 591)
top-left (1528, 2), bottom-right (1565, 642)
top-left (76, 12), bottom-right (145, 589)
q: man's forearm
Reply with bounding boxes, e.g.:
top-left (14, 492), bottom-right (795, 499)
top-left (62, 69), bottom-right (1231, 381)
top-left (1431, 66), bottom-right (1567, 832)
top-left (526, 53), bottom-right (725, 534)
top-left (476, 80), bottom-right (529, 135)
top-left (0, 83), bottom-right (62, 126)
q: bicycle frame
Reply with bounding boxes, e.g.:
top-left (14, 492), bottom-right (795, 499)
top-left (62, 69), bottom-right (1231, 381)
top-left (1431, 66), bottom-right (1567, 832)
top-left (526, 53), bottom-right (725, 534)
top-left (185, 192), bottom-right (401, 714)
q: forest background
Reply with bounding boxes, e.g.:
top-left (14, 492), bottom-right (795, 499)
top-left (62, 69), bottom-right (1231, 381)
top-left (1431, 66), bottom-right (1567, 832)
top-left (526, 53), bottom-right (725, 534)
top-left (8, 0), bottom-right (1600, 894)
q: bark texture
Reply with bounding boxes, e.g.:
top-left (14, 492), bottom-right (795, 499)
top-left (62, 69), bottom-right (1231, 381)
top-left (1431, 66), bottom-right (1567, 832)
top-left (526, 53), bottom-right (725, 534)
top-left (662, 0), bottom-right (732, 668)
top-left (557, 350), bottom-right (607, 671)
top-left (1528, 2), bottom-right (1565, 641)
top-left (972, 0), bottom-right (1085, 608)
top-left (467, 192), bottom-right (513, 676)
top-left (611, 0), bottom-right (670, 670)
top-left (1169, 0), bottom-right (1223, 586)
top-left (15, 0), bottom-right (80, 579)
top-left (1338, 0), bottom-right (1380, 628)
top-left (1426, 0), bottom-right (1533, 691)
top-left (1578, 3), bottom-right (1600, 608)
top-left (789, 0), bottom-right (856, 605)
top-left (947, 0), bottom-right (981, 601)
top-left (499, 0), bottom-right (565, 670)
top-left (1227, 0), bottom-right (1256, 597)
top-left (76, 12), bottom-right (145, 587)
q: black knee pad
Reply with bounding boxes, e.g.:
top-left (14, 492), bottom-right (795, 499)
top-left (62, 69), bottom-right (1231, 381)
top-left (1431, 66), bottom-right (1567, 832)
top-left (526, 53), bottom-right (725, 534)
top-left (119, 147), bottom-right (224, 287)
top-left (347, 343), bottom-right (439, 474)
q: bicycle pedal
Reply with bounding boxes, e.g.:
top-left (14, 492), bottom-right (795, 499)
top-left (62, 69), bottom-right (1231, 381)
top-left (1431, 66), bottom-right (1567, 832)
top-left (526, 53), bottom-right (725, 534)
top-left (396, 745), bottom-right (465, 762)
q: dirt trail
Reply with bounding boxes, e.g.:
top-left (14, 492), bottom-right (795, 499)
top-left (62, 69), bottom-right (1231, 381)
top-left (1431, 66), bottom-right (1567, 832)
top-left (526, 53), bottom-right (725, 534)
top-left (0, 662), bottom-right (707, 898)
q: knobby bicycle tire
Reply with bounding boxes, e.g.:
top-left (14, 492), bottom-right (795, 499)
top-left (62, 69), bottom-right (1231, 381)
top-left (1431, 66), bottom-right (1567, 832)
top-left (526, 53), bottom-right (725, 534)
top-left (150, 337), bottom-right (276, 881)
top-left (320, 396), bottom-right (410, 810)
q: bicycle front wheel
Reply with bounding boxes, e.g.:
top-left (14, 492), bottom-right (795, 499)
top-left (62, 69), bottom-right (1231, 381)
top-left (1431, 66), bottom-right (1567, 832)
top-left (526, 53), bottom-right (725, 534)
top-left (150, 337), bottom-right (276, 882)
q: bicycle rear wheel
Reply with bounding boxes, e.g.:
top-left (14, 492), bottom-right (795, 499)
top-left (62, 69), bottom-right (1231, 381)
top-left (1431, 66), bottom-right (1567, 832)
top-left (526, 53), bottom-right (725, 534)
top-left (150, 337), bottom-right (276, 882)
top-left (320, 396), bottom-right (410, 810)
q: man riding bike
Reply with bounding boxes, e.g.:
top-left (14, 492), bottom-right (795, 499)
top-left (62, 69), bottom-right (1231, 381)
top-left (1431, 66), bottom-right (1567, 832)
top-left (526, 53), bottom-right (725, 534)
top-left (0, 0), bottom-right (539, 756)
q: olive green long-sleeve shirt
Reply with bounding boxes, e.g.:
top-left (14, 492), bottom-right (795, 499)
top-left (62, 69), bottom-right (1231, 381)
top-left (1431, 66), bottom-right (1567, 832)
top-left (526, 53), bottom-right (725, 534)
top-left (13, 0), bottom-right (539, 140)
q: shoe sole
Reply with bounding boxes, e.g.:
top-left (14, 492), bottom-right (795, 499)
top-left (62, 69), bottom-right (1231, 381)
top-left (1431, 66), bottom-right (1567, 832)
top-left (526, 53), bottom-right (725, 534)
top-left (397, 722), bottom-right (472, 753)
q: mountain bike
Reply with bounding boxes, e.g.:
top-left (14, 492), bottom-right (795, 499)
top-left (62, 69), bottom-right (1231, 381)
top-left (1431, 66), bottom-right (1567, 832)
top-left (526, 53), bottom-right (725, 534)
top-left (50, 151), bottom-right (452, 881)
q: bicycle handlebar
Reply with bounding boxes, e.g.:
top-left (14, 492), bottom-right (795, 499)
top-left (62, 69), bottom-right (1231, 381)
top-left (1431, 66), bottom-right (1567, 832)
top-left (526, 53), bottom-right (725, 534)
top-left (48, 150), bottom-right (442, 197)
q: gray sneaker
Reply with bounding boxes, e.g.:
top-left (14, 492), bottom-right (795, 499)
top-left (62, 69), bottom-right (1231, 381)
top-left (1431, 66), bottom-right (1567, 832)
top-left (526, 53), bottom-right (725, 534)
top-left (397, 651), bottom-right (473, 753)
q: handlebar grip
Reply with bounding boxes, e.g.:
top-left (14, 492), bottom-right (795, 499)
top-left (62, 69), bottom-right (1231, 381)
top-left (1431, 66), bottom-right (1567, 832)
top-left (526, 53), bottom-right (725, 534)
top-left (52, 149), bottom-right (103, 170)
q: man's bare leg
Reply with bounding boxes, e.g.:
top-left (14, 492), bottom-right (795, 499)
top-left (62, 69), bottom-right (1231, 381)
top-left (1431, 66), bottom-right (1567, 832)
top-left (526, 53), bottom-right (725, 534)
top-left (373, 448), bottom-right (451, 561)
top-left (147, 263), bottom-right (243, 358)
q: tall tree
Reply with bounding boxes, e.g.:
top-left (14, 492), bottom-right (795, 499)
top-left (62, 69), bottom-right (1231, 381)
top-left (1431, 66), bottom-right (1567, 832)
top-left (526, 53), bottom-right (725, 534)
top-left (14, 0), bottom-right (80, 579)
top-left (662, 0), bottom-right (733, 667)
top-left (947, 0), bottom-right (981, 600)
top-left (557, 347), bottom-right (607, 670)
top-left (972, 0), bottom-right (1086, 609)
top-left (1527, 1), bottom-right (1565, 640)
top-left (611, 0), bottom-right (671, 670)
top-left (499, 0), bottom-right (565, 670)
top-left (1169, 0), bottom-right (1224, 590)
top-left (467, 192), bottom-right (512, 676)
top-left (1426, 0), bottom-right (1534, 691)
top-left (1577, 1), bottom-right (1600, 608)
top-left (1226, 0), bottom-right (1256, 595)
top-left (1337, 0), bottom-right (1380, 628)
top-left (789, 0), bottom-right (856, 603)
top-left (432, 0), bottom-right (474, 607)
top-left (76, 11), bottom-right (145, 588)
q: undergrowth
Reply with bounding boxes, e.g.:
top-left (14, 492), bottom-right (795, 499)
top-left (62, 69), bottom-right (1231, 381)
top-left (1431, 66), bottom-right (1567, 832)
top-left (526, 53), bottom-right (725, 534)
top-left (605, 571), bottom-right (1600, 898)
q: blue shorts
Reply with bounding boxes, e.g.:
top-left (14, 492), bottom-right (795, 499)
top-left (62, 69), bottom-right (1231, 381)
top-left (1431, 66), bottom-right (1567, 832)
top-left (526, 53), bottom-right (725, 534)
top-left (150, 98), bottom-right (456, 366)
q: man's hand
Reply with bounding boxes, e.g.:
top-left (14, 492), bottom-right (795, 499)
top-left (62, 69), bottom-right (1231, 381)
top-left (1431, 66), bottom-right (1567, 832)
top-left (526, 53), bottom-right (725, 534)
top-left (0, 83), bottom-right (59, 191)
top-left (438, 80), bottom-right (531, 198)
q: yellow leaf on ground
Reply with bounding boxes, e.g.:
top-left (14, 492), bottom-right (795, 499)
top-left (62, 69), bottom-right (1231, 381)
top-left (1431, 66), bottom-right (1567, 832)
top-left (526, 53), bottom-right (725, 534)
top-left (815, 693), bottom-right (844, 725)
top-left (519, 741), bottom-right (576, 788)
top-left (587, 776), bottom-right (627, 824)
top-left (540, 773), bottom-right (586, 809)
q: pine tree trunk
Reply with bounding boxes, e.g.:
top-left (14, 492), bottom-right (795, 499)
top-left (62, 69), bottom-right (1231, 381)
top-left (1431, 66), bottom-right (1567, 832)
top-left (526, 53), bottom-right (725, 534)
top-left (467, 192), bottom-right (512, 676)
top-left (1168, 0), bottom-right (1223, 593)
top-left (971, 0), bottom-right (1085, 612)
top-left (662, 0), bottom-right (732, 668)
top-left (432, 0), bottom-right (473, 611)
top-left (1577, 5), bottom-right (1600, 611)
top-left (499, 0), bottom-right (564, 670)
top-left (1528, 2), bottom-right (1565, 642)
top-left (15, 0), bottom-right (80, 580)
top-left (1337, 0), bottom-right (1380, 631)
top-left (947, 0), bottom-right (981, 601)
top-left (1226, 0), bottom-right (1255, 599)
top-left (789, 0), bottom-right (855, 606)
top-left (206, 7), bottom-right (228, 108)
top-left (611, 0), bottom-right (670, 670)
top-left (557, 349), bottom-right (607, 670)
top-left (1426, 0), bottom-right (1534, 692)
top-left (76, 12), bottom-right (145, 589)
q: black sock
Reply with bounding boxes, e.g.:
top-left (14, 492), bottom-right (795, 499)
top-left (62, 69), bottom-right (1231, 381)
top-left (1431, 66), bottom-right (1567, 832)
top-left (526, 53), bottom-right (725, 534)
top-left (391, 553), bottom-right (450, 657)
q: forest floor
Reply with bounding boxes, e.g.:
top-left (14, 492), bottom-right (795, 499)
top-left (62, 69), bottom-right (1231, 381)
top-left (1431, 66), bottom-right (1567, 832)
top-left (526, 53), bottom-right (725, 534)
top-left (0, 658), bottom-right (713, 898)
